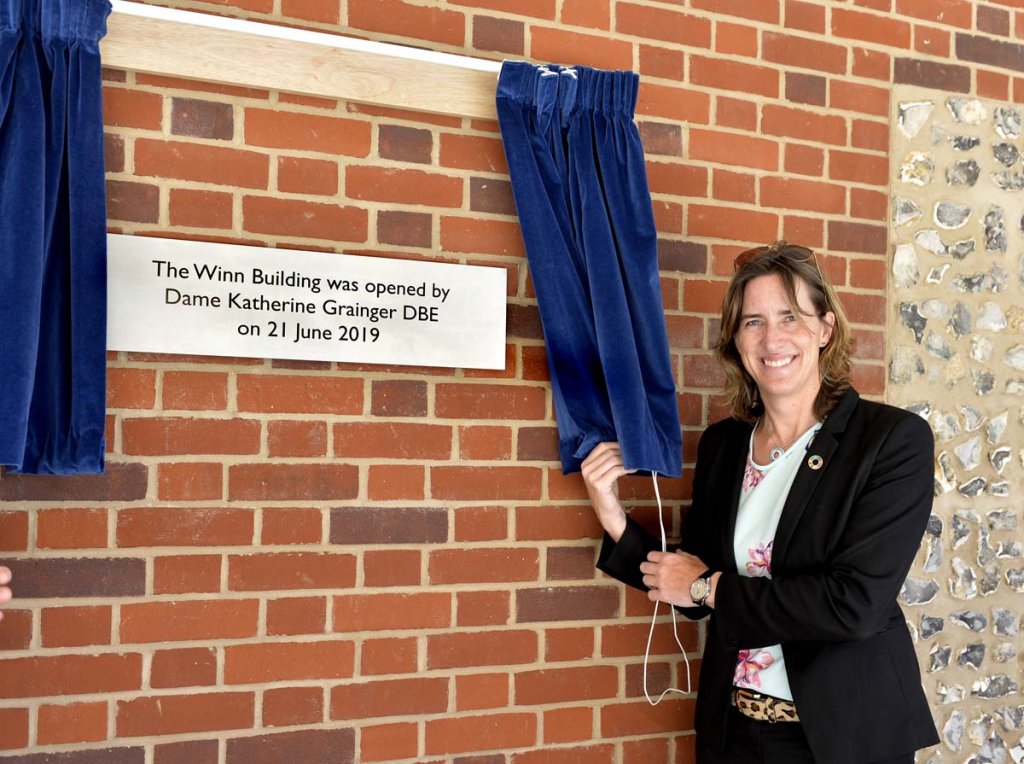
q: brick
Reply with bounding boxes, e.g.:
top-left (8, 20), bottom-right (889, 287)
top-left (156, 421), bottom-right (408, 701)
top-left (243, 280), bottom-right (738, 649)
top-left (516, 665), bottom-right (617, 705)
top-left (266, 596), bottom-right (327, 635)
top-left (158, 462), bottom-right (223, 501)
top-left (331, 506), bottom-right (447, 545)
top-left (377, 210), bottom-right (432, 248)
top-left (37, 701), bottom-right (107, 746)
top-left (121, 600), bottom-right (258, 643)
top-left (456, 673), bottom-right (510, 711)
top-left (435, 383), bottom-right (546, 419)
top-left (362, 637), bottom-right (419, 675)
top-left (41, 606), bottom-right (111, 648)
top-left (838, 291), bottom-right (886, 325)
top-left (715, 96), bottom-right (757, 130)
top-left (546, 627), bottom-right (595, 662)
top-left (782, 216), bottom-right (824, 250)
top-left (658, 237), bottom-right (704, 273)
top-left (9, 557), bottom-right (144, 598)
top-left (0, 609), bottom-right (31, 650)
top-left (242, 196), bottom-right (368, 242)
top-left (712, 168), bottom-right (756, 204)
top-left (784, 143), bottom-right (824, 177)
top-left (333, 592), bottom-right (451, 631)
top-left (37, 507), bottom-right (107, 549)
top-left (762, 105), bottom-right (847, 145)
top-left (690, 56), bottom-right (779, 98)
top-left (688, 129), bottom-right (778, 171)
top-left (105, 132), bottom-right (124, 172)
top-left (441, 216), bottom-right (525, 257)
top-left (638, 45), bottom-right (685, 81)
top-left (455, 506), bottom-right (508, 542)
top-left (763, 31), bottom-right (847, 73)
top-left (229, 552), bottom-right (356, 591)
top-left (457, 590), bottom-right (510, 627)
top-left (107, 368), bottom-right (156, 409)
top-left (460, 425), bottom-right (513, 460)
top-left (516, 426), bottom-right (558, 462)
top-left (895, 0), bottom-right (972, 27)
top-left (425, 713), bottom-right (536, 755)
top-left (547, 546), bottom-right (595, 580)
top-left (363, 549), bottom-right (421, 587)
top-left (368, 464), bottom-right (425, 500)
top-left (473, 16), bottom-right (524, 55)
top-left (123, 417), bottom-right (259, 456)
top-left (349, 0), bottom-right (464, 44)
top-left (786, 72), bottom-right (826, 106)
top-left (830, 81), bottom-right (890, 117)
top-left (331, 677), bottom-right (448, 720)
top-left (103, 88), bottom-right (162, 129)
top-left (152, 554), bottom-right (220, 595)
top-left (692, 0), bottom-right (779, 22)
top-left (0, 707), bottom-right (28, 749)
top-left (227, 730), bottom-right (356, 763)
top-left (225, 640), bottom-right (353, 684)
top-left (470, 177), bottom-right (516, 216)
top-left (277, 156), bottom-right (339, 196)
top-left (106, 179), bottom-right (159, 224)
top-left (118, 692), bottom-right (253, 736)
top-left (267, 420), bottom-right (327, 458)
top-left (850, 188), bottom-right (888, 220)
top-left (428, 630), bottom-right (537, 669)
top-left (516, 505), bottom-right (603, 540)
top-left (171, 98), bottom-right (233, 140)
top-left (715, 20), bottom-right (758, 55)
top-left (0, 511), bottom-right (27, 552)
top-left (601, 698), bottom-right (695, 737)
top-left (893, 57), bottom-right (972, 93)
top-left (333, 422), bottom-right (452, 459)
top-left (784, 0), bottom-right (824, 32)
top-left (117, 507), bottom-right (252, 547)
top-left (828, 221), bottom-right (887, 255)
top-left (0, 653), bottom-right (141, 698)
top-left (978, 70), bottom-right (1010, 100)
top-left (282, 0), bottom-right (339, 23)
top-left (432, 466), bottom-right (542, 500)
top-left (347, 166), bottom-right (462, 207)
top-left (155, 740), bottom-right (218, 764)
top-left (429, 549), bottom-right (538, 584)
top-left (561, 0), bottom-right (609, 28)
top-left (245, 109), bottom-right (369, 155)
top-left (689, 204), bottom-right (777, 244)
top-left (530, 26), bottom-right (633, 70)
top-left (262, 686), bottom-right (323, 727)
top-left (237, 374), bottom-right (362, 414)
top-left (517, 586), bottom-right (618, 622)
top-left (828, 150), bottom-right (887, 187)
top-left (135, 140), bottom-right (268, 188)
top-left (136, 71), bottom-right (268, 99)
top-left (379, 124), bottom-right (433, 164)
top-left (616, 3), bottom-right (711, 47)
top-left (602, 622), bottom-right (700, 658)
top-left (831, 8), bottom-right (911, 46)
top-left (169, 187), bottom-right (234, 230)
top-left (852, 120), bottom-right (889, 152)
top-left (914, 25), bottom-right (951, 56)
top-left (653, 201), bottom-right (684, 234)
top-left (761, 176), bottom-right (846, 214)
top-left (853, 47), bottom-right (891, 80)
top-left (151, 647), bottom-right (218, 689)
top-left (978, 4), bottom-right (1012, 34)
top-left (439, 134), bottom-right (507, 174)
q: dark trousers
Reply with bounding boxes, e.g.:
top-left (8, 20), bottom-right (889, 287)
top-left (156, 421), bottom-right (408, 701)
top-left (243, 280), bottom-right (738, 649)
top-left (698, 708), bottom-right (915, 764)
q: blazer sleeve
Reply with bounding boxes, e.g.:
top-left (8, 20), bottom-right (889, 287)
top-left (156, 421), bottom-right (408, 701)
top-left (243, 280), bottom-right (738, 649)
top-left (711, 412), bottom-right (934, 646)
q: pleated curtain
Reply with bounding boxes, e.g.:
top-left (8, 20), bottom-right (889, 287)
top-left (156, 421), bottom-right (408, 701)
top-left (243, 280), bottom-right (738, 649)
top-left (496, 61), bottom-right (681, 477)
top-left (0, 0), bottom-right (110, 474)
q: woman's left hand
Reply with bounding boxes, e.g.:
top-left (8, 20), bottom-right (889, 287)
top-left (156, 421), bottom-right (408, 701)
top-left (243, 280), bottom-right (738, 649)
top-left (640, 551), bottom-right (709, 607)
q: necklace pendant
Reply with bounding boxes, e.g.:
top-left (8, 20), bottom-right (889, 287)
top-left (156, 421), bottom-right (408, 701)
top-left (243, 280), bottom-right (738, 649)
top-left (769, 446), bottom-right (785, 462)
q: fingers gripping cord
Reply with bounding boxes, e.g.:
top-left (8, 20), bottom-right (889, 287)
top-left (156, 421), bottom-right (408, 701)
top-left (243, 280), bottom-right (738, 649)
top-left (644, 471), bottom-right (692, 706)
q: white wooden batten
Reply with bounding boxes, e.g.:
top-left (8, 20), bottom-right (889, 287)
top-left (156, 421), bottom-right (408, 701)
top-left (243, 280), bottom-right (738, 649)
top-left (101, 0), bottom-right (502, 120)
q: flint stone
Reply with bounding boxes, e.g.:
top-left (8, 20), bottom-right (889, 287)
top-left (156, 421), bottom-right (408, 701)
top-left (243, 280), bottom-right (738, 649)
top-left (978, 302), bottom-right (1008, 332)
top-left (901, 577), bottom-right (939, 605)
top-left (997, 541), bottom-right (1023, 558)
top-left (921, 615), bottom-right (944, 639)
top-left (935, 451), bottom-right (956, 494)
top-left (985, 207), bottom-right (1008, 252)
top-left (892, 243), bottom-right (919, 288)
top-left (988, 411), bottom-right (1008, 444)
top-left (1003, 346), bottom-right (1024, 371)
top-left (949, 302), bottom-right (972, 337)
top-left (944, 355), bottom-right (968, 387)
top-left (959, 643), bottom-right (986, 669)
top-left (933, 411), bottom-right (961, 442)
top-left (951, 557), bottom-right (979, 598)
top-left (968, 715), bottom-right (993, 748)
top-left (1005, 569), bottom-right (1024, 591)
top-left (930, 644), bottom-right (952, 671)
top-left (921, 300), bottom-right (949, 320)
top-left (995, 644), bottom-right (1017, 664)
top-left (915, 229), bottom-right (947, 255)
top-left (926, 514), bottom-right (942, 536)
top-left (945, 708), bottom-right (966, 751)
top-left (955, 436), bottom-right (982, 470)
top-left (952, 610), bottom-right (988, 631)
top-left (961, 405), bottom-right (986, 431)
top-left (907, 402), bottom-right (931, 418)
top-left (952, 511), bottom-right (977, 549)
top-left (900, 152), bottom-right (934, 185)
top-left (925, 330), bottom-right (952, 360)
top-left (993, 172), bottom-right (1024, 191)
top-left (927, 264), bottom-right (950, 284)
top-left (890, 346), bottom-right (925, 384)
top-left (898, 100), bottom-right (934, 138)
top-left (994, 106), bottom-right (1022, 138)
top-left (947, 158), bottom-right (980, 186)
top-left (993, 609), bottom-right (1018, 636)
top-left (980, 526), bottom-right (998, 565)
top-left (987, 509), bottom-right (1017, 531)
top-left (893, 197), bottom-right (924, 227)
top-left (938, 683), bottom-right (966, 704)
top-left (972, 336), bottom-right (995, 363)
top-left (977, 731), bottom-right (1008, 763)
top-left (972, 676), bottom-right (1019, 699)
top-left (981, 563), bottom-right (1001, 595)
top-left (973, 369), bottom-right (996, 396)
top-left (952, 135), bottom-right (981, 150)
top-left (997, 705), bottom-right (1024, 730)
top-left (993, 142), bottom-right (1020, 166)
top-left (990, 447), bottom-right (1012, 474)
top-left (899, 303), bottom-right (927, 343)
top-left (947, 97), bottom-right (987, 124)
top-left (924, 536), bottom-right (942, 572)
top-left (987, 481), bottom-right (1009, 497)
top-left (1009, 307), bottom-right (1024, 333)
top-left (1006, 379), bottom-right (1024, 395)
top-left (935, 200), bottom-right (972, 229)
top-left (959, 476), bottom-right (987, 497)
top-left (949, 238), bottom-right (976, 259)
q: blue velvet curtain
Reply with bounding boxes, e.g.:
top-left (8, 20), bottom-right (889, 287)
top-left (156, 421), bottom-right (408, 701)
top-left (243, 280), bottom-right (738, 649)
top-left (497, 62), bottom-right (681, 477)
top-left (0, 0), bottom-right (110, 474)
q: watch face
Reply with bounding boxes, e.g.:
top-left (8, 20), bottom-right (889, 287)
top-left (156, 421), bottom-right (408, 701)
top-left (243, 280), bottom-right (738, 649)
top-left (690, 577), bottom-right (710, 602)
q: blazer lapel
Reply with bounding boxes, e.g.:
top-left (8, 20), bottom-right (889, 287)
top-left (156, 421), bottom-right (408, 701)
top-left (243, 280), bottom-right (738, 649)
top-left (770, 389), bottom-right (859, 572)
top-left (720, 425), bottom-right (750, 573)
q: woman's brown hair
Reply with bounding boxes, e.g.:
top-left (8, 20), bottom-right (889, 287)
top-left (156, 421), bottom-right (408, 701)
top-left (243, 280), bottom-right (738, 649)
top-left (714, 241), bottom-right (853, 423)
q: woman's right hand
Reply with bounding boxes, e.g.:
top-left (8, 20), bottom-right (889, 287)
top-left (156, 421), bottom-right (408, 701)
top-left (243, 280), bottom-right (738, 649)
top-left (581, 442), bottom-right (633, 542)
top-left (0, 566), bottom-right (12, 622)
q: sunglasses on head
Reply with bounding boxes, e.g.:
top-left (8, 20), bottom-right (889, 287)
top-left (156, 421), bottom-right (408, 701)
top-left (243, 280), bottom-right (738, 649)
top-left (733, 241), bottom-right (817, 270)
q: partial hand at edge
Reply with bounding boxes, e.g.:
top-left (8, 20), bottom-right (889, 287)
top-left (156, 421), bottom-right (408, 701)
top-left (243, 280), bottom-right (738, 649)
top-left (580, 442), bottom-right (634, 542)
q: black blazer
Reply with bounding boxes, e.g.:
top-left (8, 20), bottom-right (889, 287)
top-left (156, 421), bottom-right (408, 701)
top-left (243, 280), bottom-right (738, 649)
top-left (598, 389), bottom-right (939, 764)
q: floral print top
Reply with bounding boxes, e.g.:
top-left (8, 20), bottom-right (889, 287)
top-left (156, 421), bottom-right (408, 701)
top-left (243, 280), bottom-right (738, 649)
top-left (731, 422), bottom-right (819, 700)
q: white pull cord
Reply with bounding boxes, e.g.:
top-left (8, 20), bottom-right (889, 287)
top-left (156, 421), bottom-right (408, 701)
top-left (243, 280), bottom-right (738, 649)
top-left (643, 471), bottom-right (692, 706)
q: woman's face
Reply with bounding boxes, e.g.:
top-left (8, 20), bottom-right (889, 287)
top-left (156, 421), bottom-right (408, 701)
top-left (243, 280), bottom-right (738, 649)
top-left (734, 273), bottom-right (835, 407)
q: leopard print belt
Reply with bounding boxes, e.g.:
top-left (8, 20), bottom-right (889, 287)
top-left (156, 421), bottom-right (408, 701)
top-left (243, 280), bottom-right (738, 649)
top-left (730, 688), bottom-right (800, 723)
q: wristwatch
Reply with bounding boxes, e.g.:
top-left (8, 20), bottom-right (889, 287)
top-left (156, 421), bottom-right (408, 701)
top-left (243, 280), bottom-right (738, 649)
top-left (689, 568), bottom-right (715, 607)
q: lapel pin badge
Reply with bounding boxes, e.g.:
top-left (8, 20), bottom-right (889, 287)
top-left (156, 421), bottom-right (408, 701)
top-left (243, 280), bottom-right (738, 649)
top-left (808, 455), bottom-right (824, 470)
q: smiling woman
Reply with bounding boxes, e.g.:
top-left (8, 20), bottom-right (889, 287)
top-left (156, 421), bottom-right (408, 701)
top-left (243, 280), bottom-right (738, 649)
top-left (583, 242), bottom-right (939, 764)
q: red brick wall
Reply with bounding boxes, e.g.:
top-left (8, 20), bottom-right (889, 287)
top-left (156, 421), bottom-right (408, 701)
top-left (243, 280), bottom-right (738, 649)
top-left (1, 0), bottom-right (1022, 760)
